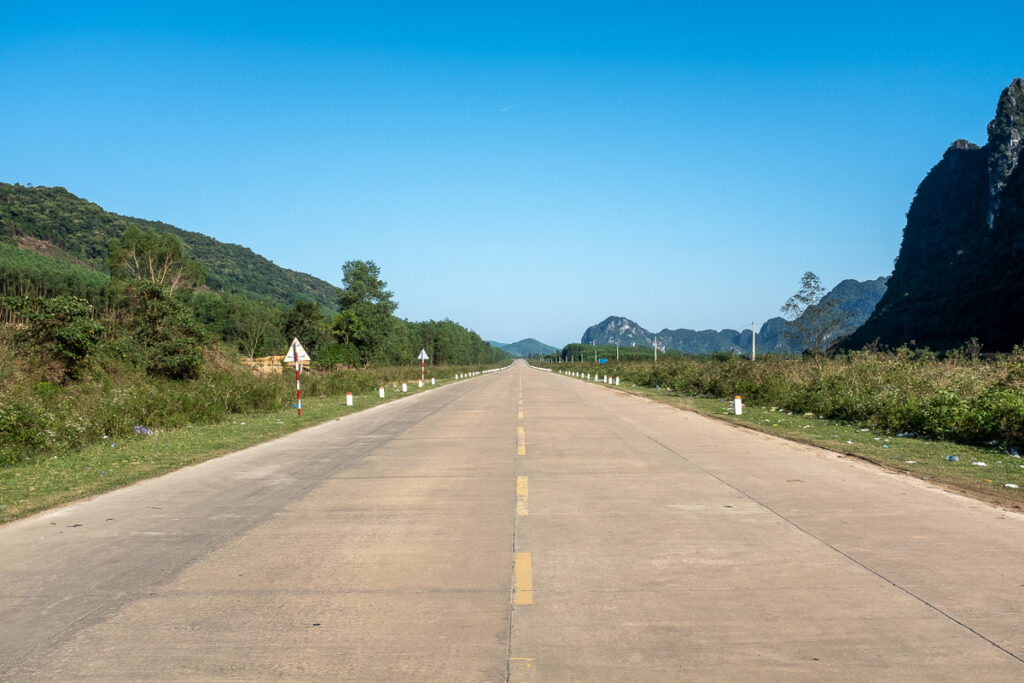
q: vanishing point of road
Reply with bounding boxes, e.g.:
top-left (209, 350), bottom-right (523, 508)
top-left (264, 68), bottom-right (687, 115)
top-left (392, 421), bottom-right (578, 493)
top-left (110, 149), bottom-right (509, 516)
top-left (2, 359), bottom-right (1023, 680)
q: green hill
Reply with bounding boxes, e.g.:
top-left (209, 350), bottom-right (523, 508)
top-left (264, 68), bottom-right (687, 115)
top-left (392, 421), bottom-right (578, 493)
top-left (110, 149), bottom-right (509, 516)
top-left (0, 183), bottom-right (339, 310)
top-left (488, 338), bottom-right (560, 357)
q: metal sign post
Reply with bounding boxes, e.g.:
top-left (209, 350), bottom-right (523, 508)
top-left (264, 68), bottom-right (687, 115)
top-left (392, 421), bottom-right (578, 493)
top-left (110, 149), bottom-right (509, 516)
top-left (284, 338), bottom-right (311, 416)
top-left (418, 348), bottom-right (429, 383)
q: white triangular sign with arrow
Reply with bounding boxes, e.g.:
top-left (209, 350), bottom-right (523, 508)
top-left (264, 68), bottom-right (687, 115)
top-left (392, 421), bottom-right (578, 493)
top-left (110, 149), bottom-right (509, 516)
top-left (284, 338), bottom-right (311, 363)
top-left (418, 349), bottom-right (429, 361)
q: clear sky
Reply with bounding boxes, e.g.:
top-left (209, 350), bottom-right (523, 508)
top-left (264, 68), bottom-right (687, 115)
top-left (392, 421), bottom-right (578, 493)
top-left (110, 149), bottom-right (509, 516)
top-left (4, 2), bottom-right (1023, 347)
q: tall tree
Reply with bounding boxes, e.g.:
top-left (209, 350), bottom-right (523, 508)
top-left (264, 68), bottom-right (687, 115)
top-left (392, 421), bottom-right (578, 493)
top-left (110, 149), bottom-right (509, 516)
top-left (236, 296), bottom-right (283, 359)
top-left (781, 271), bottom-right (849, 367)
top-left (281, 300), bottom-right (330, 358)
top-left (107, 225), bottom-right (205, 293)
top-left (335, 260), bottom-right (401, 364)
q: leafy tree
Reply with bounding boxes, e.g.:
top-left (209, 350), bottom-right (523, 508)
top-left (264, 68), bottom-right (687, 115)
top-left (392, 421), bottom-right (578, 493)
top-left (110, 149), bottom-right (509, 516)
top-left (404, 319), bottom-right (507, 365)
top-left (116, 281), bottom-right (207, 379)
top-left (781, 271), bottom-right (849, 368)
top-left (107, 225), bottom-right (205, 293)
top-left (0, 295), bottom-right (104, 381)
top-left (236, 296), bottom-right (283, 359)
top-left (317, 342), bottom-right (361, 367)
top-left (332, 308), bottom-right (363, 346)
top-left (281, 300), bottom-right (330, 358)
top-left (335, 260), bottom-right (401, 365)
top-left (186, 291), bottom-right (283, 358)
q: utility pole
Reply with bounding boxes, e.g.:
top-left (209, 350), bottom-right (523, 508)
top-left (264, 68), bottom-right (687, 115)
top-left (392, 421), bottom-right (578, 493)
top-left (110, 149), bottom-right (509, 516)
top-left (654, 336), bottom-right (658, 362)
top-left (616, 344), bottom-right (619, 361)
top-left (752, 321), bottom-right (756, 361)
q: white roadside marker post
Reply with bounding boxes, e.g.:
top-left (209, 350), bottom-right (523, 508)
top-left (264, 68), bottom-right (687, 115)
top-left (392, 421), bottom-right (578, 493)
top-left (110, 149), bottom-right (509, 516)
top-left (346, 392), bottom-right (353, 406)
top-left (734, 395), bottom-right (743, 416)
top-left (379, 387), bottom-right (385, 399)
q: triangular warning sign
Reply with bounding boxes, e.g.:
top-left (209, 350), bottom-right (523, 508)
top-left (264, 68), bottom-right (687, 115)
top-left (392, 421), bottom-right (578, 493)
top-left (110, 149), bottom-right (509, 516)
top-left (284, 338), bottom-right (311, 362)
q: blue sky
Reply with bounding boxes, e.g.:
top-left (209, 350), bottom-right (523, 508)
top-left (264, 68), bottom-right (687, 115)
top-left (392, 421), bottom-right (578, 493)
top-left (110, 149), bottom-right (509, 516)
top-left (4, 2), bottom-right (1023, 347)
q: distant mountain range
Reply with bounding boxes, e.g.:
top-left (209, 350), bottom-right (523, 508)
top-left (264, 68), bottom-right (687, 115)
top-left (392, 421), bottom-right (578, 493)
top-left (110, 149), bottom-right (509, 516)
top-left (0, 183), bottom-right (340, 310)
top-left (488, 338), bottom-right (560, 357)
top-left (843, 78), bottom-right (1024, 351)
top-left (582, 277), bottom-right (888, 355)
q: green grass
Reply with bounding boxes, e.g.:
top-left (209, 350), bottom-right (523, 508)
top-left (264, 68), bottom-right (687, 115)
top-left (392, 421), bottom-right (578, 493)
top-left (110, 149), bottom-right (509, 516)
top-left (0, 379), bottom-right (451, 523)
top-left (577, 376), bottom-right (1024, 508)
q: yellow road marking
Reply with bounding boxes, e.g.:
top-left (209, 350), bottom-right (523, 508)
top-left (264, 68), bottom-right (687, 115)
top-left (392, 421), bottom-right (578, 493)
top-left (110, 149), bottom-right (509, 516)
top-left (514, 552), bottom-right (533, 605)
top-left (518, 408), bottom-right (524, 419)
top-left (517, 425), bottom-right (526, 456)
top-left (517, 476), bottom-right (528, 516)
top-left (508, 657), bottom-right (536, 682)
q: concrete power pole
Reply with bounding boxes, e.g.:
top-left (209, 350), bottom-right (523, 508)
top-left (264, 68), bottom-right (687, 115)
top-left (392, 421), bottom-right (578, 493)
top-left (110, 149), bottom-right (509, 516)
top-left (654, 336), bottom-right (658, 362)
top-left (752, 321), bottom-right (757, 361)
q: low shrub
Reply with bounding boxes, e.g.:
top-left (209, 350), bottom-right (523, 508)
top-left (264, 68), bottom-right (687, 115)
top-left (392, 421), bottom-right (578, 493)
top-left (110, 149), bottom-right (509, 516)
top-left (543, 349), bottom-right (1024, 448)
top-left (0, 330), bottom-right (509, 466)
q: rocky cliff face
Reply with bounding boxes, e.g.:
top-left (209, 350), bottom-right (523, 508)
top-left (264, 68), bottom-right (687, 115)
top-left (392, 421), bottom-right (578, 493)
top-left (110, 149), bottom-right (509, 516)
top-left (844, 79), bottom-right (1024, 351)
top-left (583, 277), bottom-right (887, 354)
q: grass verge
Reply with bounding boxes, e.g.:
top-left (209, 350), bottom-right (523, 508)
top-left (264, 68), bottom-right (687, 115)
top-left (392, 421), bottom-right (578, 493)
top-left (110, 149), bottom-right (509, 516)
top-left (579, 376), bottom-right (1024, 510)
top-left (0, 380), bottom-right (452, 524)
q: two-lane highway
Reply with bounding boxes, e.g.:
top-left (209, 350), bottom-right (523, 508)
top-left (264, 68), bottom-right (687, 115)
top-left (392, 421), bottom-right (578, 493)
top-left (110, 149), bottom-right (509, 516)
top-left (2, 360), bottom-right (1023, 680)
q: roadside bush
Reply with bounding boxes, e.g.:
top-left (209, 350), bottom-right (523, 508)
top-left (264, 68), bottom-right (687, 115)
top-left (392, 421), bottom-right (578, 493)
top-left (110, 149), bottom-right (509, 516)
top-left (540, 351), bottom-right (1024, 448)
top-left (1, 295), bottom-right (104, 381)
top-left (0, 338), bottom-right (510, 465)
top-left (113, 281), bottom-right (206, 380)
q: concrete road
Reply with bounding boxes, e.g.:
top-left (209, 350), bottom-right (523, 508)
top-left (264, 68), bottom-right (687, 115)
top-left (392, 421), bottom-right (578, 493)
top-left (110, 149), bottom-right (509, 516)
top-left (2, 360), bottom-right (1023, 680)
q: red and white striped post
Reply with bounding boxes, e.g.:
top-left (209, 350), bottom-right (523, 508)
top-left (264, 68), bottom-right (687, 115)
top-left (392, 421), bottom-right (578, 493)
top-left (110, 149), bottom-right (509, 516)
top-left (294, 340), bottom-right (302, 417)
top-left (286, 338), bottom-right (310, 418)
top-left (417, 349), bottom-right (429, 385)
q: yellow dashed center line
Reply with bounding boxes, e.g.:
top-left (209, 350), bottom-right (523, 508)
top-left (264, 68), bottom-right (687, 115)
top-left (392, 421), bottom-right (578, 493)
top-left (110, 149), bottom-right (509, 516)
top-left (508, 657), bottom-right (536, 682)
top-left (512, 378), bottom-right (534, 676)
top-left (516, 476), bottom-right (529, 516)
top-left (514, 552), bottom-right (533, 605)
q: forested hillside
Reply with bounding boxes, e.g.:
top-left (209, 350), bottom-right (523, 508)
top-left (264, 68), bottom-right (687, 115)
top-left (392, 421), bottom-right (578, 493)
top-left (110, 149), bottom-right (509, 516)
top-left (0, 182), bottom-right (505, 367)
top-left (0, 183), bottom-right (339, 310)
top-left (487, 338), bottom-right (559, 357)
top-left (1, 219), bottom-right (505, 467)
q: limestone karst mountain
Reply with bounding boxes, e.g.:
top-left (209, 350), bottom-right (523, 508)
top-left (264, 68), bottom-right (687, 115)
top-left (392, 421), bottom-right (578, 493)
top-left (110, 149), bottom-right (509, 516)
top-left (843, 78), bottom-right (1024, 351)
top-left (582, 277), bottom-right (887, 354)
